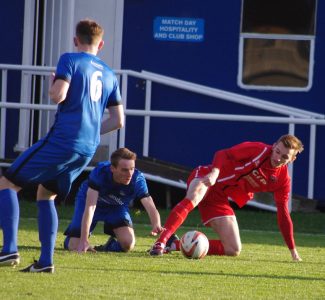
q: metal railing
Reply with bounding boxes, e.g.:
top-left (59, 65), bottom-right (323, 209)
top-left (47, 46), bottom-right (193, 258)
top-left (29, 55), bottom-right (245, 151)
top-left (1, 64), bottom-right (325, 212)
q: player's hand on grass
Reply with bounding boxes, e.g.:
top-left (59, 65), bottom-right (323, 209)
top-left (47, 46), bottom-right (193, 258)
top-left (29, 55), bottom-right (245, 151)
top-left (151, 225), bottom-right (164, 236)
top-left (77, 240), bottom-right (91, 253)
top-left (87, 246), bottom-right (96, 253)
top-left (290, 248), bottom-right (302, 261)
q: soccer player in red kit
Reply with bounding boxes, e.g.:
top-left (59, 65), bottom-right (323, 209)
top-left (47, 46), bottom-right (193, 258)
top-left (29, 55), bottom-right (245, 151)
top-left (149, 134), bottom-right (304, 261)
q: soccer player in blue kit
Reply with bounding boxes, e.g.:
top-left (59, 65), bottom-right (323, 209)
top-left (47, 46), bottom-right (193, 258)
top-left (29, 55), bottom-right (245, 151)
top-left (63, 148), bottom-right (163, 253)
top-left (0, 19), bottom-right (124, 273)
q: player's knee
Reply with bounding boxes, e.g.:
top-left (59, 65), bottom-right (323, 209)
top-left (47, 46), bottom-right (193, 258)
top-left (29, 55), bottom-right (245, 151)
top-left (230, 249), bottom-right (241, 257)
top-left (0, 176), bottom-right (19, 191)
top-left (119, 239), bottom-right (135, 252)
top-left (225, 249), bottom-right (241, 256)
top-left (225, 245), bottom-right (242, 256)
top-left (120, 244), bottom-right (134, 252)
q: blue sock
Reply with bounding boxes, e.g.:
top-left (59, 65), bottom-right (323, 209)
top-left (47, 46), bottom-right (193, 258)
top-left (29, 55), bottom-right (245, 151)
top-left (106, 238), bottom-right (123, 252)
top-left (63, 236), bottom-right (70, 250)
top-left (0, 189), bottom-right (19, 254)
top-left (37, 200), bottom-right (58, 267)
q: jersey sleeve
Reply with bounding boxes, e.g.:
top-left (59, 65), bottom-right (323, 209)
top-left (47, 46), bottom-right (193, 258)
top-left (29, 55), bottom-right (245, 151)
top-left (134, 172), bottom-right (150, 201)
top-left (106, 75), bottom-right (122, 107)
top-left (87, 164), bottom-right (103, 191)
top-left (212, 149), bottom-right (228, 169)
top-left (212, 141), bottom-right (268, 169)
top-left (274, 176), bottom-right (295, 249)
top-left (54, 53), bottom-right (73, 83)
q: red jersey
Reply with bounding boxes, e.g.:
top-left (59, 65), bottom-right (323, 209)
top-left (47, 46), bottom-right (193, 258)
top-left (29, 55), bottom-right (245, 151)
top-left (208, 141), bottom-right (295, 249)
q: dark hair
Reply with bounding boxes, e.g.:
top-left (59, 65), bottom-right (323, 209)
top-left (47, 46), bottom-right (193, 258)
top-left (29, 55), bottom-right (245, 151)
top-left (76, 19), bottom-right (104, 45)
top-left (110, 148), bottom-right (137, 167)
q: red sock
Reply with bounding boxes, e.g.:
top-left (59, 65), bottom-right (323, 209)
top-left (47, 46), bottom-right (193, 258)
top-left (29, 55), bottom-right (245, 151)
top-left (157, 198), bottom-right (194, 245)
top-left (174, 239), bottom-right (180, 250)
top-left (207, 240), bottom-right (225, 255)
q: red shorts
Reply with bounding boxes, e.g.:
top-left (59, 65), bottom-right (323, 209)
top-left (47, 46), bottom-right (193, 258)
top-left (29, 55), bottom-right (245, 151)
top-left (188, 166), bottom-right (235, 225)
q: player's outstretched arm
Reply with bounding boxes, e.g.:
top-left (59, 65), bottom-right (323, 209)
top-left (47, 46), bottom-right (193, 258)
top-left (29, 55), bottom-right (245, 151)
top-left (49, 76), bottom-right (69, 104)
top-left (78, 188), bottom-right (98, 253)
top-left (140, 196), bottom-right (163, 236)
top-left (274, 191), bottom-right (301, 261)
top-left (100, 105), bottom-right (125, 134)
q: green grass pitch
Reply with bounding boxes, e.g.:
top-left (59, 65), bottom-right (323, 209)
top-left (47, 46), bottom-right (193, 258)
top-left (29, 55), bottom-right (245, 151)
top-left (0, 201), bottom-right (324, 299)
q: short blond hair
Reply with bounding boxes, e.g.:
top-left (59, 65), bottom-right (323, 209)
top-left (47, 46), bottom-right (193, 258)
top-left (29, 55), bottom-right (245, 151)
top-left (276, 134), bottom-right (304, 154)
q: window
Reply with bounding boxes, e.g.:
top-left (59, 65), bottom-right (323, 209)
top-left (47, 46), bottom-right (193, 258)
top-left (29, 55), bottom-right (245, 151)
top-left (238, 0), bottom-right (317, 91)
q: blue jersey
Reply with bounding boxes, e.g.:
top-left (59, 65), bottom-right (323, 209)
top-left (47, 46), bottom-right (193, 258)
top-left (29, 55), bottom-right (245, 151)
top-left (86, 161), bottom-right (149, 208)
top-left (63, 161), bottom-right (148, 238)
top-left (45, 52), bottom-right (122, 156)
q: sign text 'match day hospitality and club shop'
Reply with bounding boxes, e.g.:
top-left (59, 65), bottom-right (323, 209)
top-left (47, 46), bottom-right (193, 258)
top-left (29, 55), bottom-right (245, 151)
top-left (153, 17), bottom-right (204, 42)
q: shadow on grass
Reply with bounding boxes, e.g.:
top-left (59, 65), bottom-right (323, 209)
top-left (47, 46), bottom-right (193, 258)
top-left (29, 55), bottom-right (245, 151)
top-left (16, 245), bottom-right (42, 251)
top-left (53, 247), bottom-right (325, 267)
top-left (58, 265), bottom-right (325, 282)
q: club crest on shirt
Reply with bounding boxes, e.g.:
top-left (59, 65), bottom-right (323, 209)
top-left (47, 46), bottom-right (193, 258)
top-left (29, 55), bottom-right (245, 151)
top-left (270, 175), bottom-right (278, 182)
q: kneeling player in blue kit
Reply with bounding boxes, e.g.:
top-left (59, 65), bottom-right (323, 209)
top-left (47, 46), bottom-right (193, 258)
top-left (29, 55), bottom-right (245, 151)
top-left (64, 148), bottom-right (163, 252)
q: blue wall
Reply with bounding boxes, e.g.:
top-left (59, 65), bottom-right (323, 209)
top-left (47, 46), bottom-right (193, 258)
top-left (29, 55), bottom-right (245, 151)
top-left (122, 0), bottom-right (325, 202)
top-left (0, 1), bottom-right (24, 158)
top-left (2, 1), bottom-right (324, 202)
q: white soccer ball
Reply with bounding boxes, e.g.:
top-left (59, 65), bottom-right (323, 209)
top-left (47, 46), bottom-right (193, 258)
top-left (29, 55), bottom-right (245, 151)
top-left (180, 230), bottom-right (209, 259)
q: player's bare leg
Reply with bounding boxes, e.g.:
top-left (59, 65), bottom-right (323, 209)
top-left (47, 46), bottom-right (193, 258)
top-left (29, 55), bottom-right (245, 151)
top-left (208, 216), bottom-right (242, 256)
top-left (114, 226), bottom-right (135, 252)
top-left (149, 178), bottom-right (210, 256)
top-left (186, 178), bottom-right (211, 206)
top-left (0, 176), bottom-right (21, 192)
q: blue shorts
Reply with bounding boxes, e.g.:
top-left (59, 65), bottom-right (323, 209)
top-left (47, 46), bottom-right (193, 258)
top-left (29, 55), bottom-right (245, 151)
top-left (64, 183), bottom-right (133, 238)
top-left (5, 139), bottom-right (92, 198)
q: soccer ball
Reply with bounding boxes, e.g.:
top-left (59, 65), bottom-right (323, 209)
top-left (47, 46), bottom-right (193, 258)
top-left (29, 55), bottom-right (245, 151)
top-left (180, 230), bottom-right (209, 259)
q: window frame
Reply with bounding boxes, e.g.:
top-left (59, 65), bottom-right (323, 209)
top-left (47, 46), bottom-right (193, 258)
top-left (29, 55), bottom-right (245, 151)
top-left (238, 1), bottom-right (317, 91)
